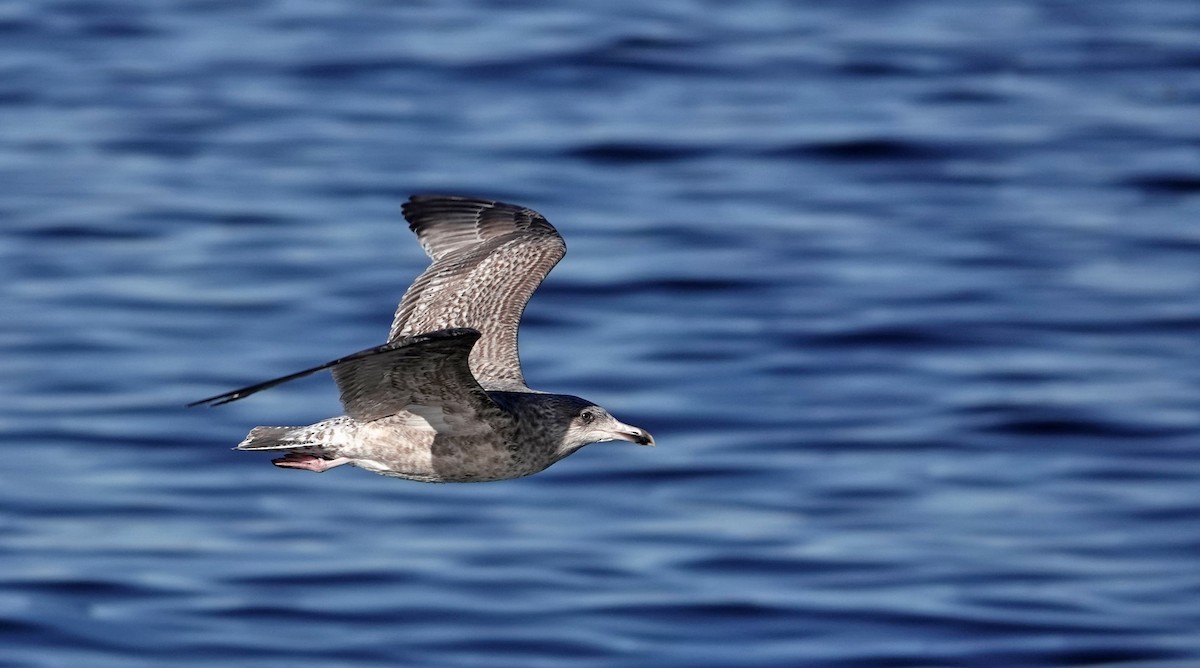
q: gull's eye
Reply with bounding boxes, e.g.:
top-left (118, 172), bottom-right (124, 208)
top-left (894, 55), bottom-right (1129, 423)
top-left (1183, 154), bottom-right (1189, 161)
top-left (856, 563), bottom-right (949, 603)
top-left (580, 410), bottom-right (596, 425)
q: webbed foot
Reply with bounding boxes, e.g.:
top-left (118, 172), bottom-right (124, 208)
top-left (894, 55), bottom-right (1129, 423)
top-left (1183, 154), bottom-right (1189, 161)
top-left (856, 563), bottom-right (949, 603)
top-left (271, 453), bottom-right (351, 473)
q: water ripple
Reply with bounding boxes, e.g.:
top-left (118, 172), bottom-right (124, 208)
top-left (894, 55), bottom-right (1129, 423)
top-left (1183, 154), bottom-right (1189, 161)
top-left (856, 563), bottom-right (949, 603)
top-left (2, 1), bottom-right (1199, 667)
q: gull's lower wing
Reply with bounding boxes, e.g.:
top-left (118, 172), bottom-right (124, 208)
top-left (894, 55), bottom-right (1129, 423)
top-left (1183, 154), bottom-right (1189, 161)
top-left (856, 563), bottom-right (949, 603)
top-left (186, 328), bottom-right (481, 408)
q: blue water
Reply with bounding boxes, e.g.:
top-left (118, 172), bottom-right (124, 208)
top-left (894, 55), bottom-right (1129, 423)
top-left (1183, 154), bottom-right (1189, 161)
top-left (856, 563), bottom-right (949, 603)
top-left (3, 1), bottom-right (1200, 666)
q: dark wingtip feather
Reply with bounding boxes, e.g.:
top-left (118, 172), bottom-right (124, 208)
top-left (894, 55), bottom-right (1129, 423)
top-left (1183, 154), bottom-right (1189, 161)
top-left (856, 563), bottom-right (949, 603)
top-left (400, 195), bottom-right (560, 261)
top-left (186, 386), bottom-right (260, 408)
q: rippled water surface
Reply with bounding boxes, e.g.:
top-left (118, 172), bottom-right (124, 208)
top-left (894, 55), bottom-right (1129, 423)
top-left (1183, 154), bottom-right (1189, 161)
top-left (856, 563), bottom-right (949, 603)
top-left (4, 1), bottom-right (1200, 666)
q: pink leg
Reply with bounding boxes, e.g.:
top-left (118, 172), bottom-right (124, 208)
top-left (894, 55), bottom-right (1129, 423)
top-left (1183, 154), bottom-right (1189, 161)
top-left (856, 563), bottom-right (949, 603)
top-left (271, 453), bottom-right (351, 473)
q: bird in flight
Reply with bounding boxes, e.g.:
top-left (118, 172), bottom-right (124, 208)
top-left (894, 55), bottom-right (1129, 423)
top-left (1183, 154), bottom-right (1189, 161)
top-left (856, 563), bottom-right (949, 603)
top-left (189, 195), bottom-right (654, 482)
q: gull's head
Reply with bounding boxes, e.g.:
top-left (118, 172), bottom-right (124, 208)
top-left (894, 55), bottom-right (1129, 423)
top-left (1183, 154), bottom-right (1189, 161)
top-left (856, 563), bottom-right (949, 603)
top-left (548, 395), bottom-right (655, 455)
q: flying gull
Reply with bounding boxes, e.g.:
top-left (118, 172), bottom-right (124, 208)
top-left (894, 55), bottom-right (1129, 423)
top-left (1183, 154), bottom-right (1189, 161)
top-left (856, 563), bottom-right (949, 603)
top-left (189, 195), bottom-right (654, 482)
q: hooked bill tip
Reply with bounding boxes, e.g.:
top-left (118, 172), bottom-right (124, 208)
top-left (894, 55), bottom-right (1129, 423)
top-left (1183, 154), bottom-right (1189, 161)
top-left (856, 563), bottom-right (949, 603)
top-left (630, 429), bottom-right (655, 447)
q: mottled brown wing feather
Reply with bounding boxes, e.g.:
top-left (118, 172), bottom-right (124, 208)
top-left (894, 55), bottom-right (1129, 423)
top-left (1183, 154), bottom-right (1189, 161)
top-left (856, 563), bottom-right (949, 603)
top-left (389, 195), bottom-right (566, 390)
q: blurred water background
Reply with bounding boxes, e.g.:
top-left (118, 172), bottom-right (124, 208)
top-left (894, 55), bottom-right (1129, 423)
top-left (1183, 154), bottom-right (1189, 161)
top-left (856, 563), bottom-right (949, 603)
top-left (3, 1), bottom-right (1200, 666)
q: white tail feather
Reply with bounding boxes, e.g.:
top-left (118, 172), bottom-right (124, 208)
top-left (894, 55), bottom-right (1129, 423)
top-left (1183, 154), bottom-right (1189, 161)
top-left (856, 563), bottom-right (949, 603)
top-left (236, 426), bottom-right (308, 451)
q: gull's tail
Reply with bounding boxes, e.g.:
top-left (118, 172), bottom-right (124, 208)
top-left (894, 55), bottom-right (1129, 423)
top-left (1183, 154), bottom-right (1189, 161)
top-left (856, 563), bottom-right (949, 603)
top-left (236, 426), bottom-right (311, 451)
top-left (235, 426), bottom-right (349, 474)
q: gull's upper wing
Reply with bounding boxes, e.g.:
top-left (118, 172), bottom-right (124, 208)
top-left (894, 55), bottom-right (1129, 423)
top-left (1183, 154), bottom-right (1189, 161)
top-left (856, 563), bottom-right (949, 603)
top-left (189, 328), bottom-right (504, 428)
top-left (389, 195), bottom-right (566, 391)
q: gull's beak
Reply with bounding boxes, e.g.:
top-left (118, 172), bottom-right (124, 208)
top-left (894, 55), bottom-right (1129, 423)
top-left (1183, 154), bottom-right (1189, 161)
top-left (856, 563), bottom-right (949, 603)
top-left (610, 422), bottom-right (655, 447)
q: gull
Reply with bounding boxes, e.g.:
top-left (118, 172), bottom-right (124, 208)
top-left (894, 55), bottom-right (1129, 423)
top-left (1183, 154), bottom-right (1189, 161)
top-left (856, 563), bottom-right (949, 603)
top-left (189, 195), bottom-right (654, 482)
